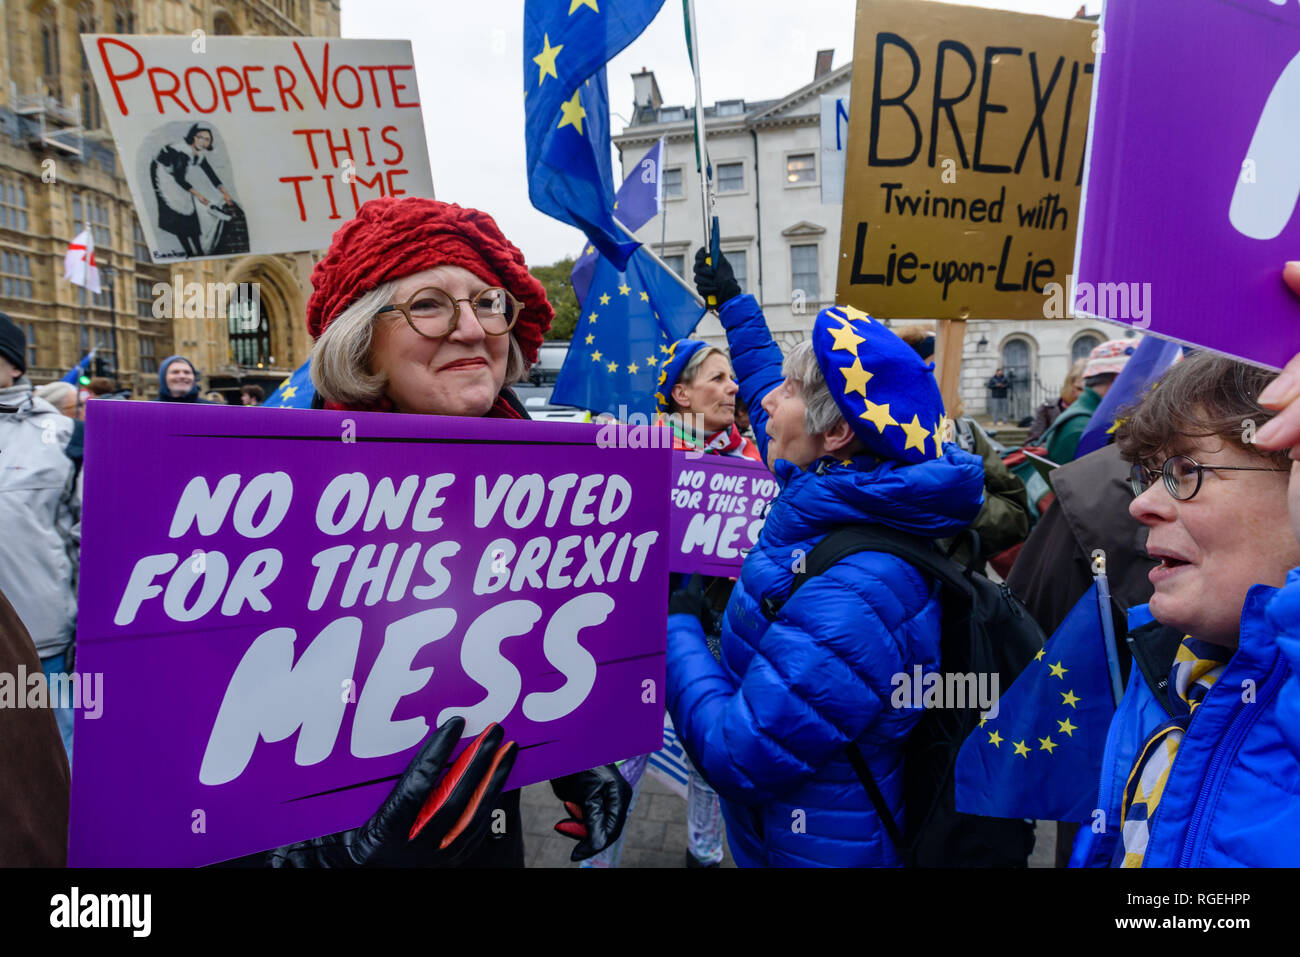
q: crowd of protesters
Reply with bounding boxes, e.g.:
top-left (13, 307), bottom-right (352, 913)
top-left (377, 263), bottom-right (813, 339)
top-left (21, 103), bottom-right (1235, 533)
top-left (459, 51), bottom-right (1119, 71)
top-left (1, 196), bottom-right (1298, 871)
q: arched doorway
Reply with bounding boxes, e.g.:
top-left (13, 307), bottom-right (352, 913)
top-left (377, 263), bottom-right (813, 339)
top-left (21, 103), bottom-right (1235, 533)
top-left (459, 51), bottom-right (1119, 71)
top-left (1000, 337), bottom-right (1035, 423)
top-left (1071, 331), bottom-right (1103, 364)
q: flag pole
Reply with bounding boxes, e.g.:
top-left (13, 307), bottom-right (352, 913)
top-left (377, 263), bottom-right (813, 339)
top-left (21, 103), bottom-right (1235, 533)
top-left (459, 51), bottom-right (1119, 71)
top-left (613, 217), bottom-right (705, 307)
top-left (682, 0), bottom-right (714, 288)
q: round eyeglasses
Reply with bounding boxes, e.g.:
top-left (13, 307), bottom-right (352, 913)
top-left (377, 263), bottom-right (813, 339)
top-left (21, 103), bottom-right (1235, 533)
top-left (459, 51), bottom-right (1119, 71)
top-left (1128, 454), bottom-right (1288, 502)
top-left (376, 286), bottom-right (521, 339)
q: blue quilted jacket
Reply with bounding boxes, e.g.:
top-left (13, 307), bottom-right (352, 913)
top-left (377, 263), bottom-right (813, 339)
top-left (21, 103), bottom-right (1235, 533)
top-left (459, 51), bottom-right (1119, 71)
top-left (1071, 568), bottom-right (1300, 867)
top-left (665, 295), bottom-right (985, 867)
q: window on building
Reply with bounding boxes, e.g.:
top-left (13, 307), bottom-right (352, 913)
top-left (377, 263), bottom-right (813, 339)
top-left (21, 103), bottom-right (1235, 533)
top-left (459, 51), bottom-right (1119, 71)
top-left (0, 249), bottom-right (35, 299)
top-left (38, 6), bottom-right (61, 96)
top-left (786, 153), bottom-right (816, 185)
top-left (213, 13), bottom-right (237, 34)
top-left (715, 100), bottom-right (745, 116)
top-left (790, 244), bottom-right (819, 301)
top-left (1072, 333), bottom-right (1102, 363)
top-left (0, 178), bottom-right (30, 232)
top-left (659, 106), bottom-right (686, 122)
top-left (92, 326), bottom-right (116, 369)
top-left (114, 3), bottom-right (136, 33)
top-left (139, 333), bottom-right (157, 374)
top-left (229, 296), bottom-right (271, 367)
top-left (20, 322), bottom-right (38, 368)
top-left (663, 254), bottom-right (685, 278)
top-left (134, 221), bottom-right (151, 261)
top-left (726, 250), bottom-right (748, 294)
top-left (136, 277), bottom-right (155, 318)
top-left (73, 194), bottom-right (112, 248)
top-left (717, 162), bottom-right (744, 193)
top-left (662, 167), bottom-right (683, 199)
top-left (79, 5), bottom-right (102, 129)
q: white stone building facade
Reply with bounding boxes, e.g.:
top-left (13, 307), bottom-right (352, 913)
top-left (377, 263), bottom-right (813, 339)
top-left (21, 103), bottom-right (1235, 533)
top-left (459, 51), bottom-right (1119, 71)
top-left (612, 59), bottom-right (1129, 421)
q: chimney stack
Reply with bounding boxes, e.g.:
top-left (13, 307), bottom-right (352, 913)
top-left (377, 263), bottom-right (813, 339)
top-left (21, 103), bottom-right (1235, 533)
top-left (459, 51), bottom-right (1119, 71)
top-left (814, 49), bottom-right (834, 81)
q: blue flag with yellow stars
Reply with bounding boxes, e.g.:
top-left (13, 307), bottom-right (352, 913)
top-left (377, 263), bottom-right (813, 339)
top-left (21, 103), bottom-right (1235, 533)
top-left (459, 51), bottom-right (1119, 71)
top-left (552, 246), bottom-right (703, 416)
top-left (954, 581), bottom-right (1117, 822)
top-left (1073, 337), bottom-right (1183, 460)
top-left (524, 0), bottom-right (664, 269)
top-left (572, 138), bottom-right (664, 304)
top-left (263, 358), bottom-right (315, 409)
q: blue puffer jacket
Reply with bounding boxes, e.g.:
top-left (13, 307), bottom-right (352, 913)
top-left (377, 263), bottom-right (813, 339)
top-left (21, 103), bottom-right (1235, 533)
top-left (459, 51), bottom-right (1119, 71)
top-left (665, 295), bottom-right (985, 867)
top-left (1071, 573), bottom-right (1300, 867)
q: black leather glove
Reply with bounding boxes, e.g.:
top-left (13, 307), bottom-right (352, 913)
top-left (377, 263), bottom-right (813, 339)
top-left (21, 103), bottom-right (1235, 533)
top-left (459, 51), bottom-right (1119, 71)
top-left (669, 573), bottom-right (715, 634)
top-left (694, 247), bottom-right (741, 307)
top-left (265, 717), bottom-right (517, 868)
top-left (549, 764), bottom-right (633, 862)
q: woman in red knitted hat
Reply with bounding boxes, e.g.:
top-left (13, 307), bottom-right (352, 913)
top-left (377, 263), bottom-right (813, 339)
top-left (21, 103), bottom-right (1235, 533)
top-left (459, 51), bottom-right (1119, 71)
top-left (277, 197), bottom-right (631, 868)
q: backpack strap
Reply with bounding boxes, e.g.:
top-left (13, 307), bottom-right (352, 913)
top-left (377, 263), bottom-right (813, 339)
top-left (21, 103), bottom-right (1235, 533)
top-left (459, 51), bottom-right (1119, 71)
top-left (761, 524), bottom-right (973, 621)
top-left (845, 742), bottom-right (906, 857)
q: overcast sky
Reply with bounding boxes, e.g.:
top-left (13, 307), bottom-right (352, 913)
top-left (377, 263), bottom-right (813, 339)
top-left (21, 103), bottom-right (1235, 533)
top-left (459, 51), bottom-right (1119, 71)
top-left (340, 0), bottom-right (1100, 267)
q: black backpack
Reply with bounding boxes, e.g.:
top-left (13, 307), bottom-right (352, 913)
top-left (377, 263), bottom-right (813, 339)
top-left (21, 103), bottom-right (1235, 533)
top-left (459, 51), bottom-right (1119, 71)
top-left (761, 524), bottom-right (1045, 867)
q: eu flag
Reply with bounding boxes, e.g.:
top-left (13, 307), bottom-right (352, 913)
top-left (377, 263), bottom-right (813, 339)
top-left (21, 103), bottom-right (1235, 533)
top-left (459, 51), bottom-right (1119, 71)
top-left (1073, 337), bottom-right (1183, 459)
top-left (552, 247), bottom-right (703, 416)
top-left (572, 138), bottom-right (665, 304)
top-left (524, 0), bottom-right (664, 269)
top-left (954, 582), bottom-right (1117, 822)
top-left (263, 358), bottom-right (315, 409)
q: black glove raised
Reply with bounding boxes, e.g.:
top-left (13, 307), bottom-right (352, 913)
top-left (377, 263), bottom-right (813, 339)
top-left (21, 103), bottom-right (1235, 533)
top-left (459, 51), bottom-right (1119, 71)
top-left (265, 717), bottom-right (517, 868)
top-left (694, 247), bottom-right (741, 307)
top-left (549, 764), bottom-right (633, 862)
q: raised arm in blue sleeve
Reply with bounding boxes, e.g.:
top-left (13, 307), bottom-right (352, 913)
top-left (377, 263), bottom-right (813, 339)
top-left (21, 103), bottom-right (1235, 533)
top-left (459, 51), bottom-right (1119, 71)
top-left (715, 295), bottom-right (786, 467)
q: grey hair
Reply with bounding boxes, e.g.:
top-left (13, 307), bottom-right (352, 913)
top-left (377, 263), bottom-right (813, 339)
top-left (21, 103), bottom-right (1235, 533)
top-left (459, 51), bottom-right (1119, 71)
top-left (311, 282), bottom-right (527, 407)
top-left (35, 381), bottom-right (76, 408)
top-left (783, 339), bottom-right (843, 436)
top-left (664, 345), bottom-right (728, 413)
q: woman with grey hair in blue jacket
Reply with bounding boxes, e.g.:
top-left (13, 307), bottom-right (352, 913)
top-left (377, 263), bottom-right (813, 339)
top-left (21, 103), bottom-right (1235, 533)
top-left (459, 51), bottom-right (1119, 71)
top-left (664, 251), bottom-right (984, 867)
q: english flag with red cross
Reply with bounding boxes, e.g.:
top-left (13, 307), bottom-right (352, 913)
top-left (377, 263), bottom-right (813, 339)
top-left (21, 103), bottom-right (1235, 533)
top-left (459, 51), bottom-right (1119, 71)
top-left (64, 227), bottom-right (102, 295)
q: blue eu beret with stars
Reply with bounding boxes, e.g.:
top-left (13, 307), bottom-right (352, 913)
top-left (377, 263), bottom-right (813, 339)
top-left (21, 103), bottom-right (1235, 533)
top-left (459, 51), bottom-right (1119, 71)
top-left (812, 304), bottom-right (947, 465)
top-left (655, 339), bottom-right (709, 412)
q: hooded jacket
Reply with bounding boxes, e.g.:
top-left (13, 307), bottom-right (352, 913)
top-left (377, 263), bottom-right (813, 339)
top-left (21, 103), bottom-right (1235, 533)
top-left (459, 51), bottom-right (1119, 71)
top-left (665, 295), bottom-right (985, 867)
top-left (1071, 580), bottom-right (1300, 868)
top-left (0, 380), bottom-right (80, 657)
top-left (157, 355), bottom-right (211, 403)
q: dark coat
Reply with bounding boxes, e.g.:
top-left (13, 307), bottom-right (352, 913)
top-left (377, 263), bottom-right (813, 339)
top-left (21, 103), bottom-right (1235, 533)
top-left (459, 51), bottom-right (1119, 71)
top-left (150, 144), bottom-right (222, 238)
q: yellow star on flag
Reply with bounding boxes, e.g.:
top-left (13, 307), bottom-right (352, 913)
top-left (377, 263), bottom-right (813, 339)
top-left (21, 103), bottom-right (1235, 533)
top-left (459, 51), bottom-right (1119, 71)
top-left (639, 291), bottom-right (650, 301)
top-left (588, 312), bottom-right (598, 323)
top-left (841, 304), bottom-right (871, 324)
top-left (532, 34), bottom-right (563, 86)
top-left (979, 714), bottom-right (988, 728)
top-left (840, 358), bottom-right (872, 397)
top-left (585, 334), bottom-right (594, 345)
top-left (901, 415), bottom-right (930, 453)
top-left (606, 360), bottom-right (618, 373)
top-left (618, 282), bottom-right (631, 296)
top-left (1034, 649), bottom-right (1045, 661)
top-left (628, 362), bottom-right (639, 374)
top-left (557, 89), bottom-right (586, 135)
top-left (660, 344), bottom-right (671, 354)
top-left (1012, 740), bottom-right (1030, 759)
top-left (860, 401), bottom-right (898, 434)
top-left (933, 419), bottom-right (946, 455)
top-left (987, 729), bottom-right (1003, 748)
top-left (592, 350), bottom-right (602, 362)
top-left (828, 322), bottom-right (866, 354)
top-left (1038, 736), bottom-right (1058, 754)
top-left (1048, 661), bottom-right (1068, 679)
top-left (585, 245), bottom-right (595, 255)
top-left (599, 293), bottom-right (610, 305)
top-left (1061, 689), bottom-right (1081, 709)
top-left (281, 385), bottom-right (297, 401)
top-left (1058, 717), bottom-right (1078, 737)
top-left (646, 355), bottom-right (657, 366)
top-left (569, 0), bottom-right (598, 12)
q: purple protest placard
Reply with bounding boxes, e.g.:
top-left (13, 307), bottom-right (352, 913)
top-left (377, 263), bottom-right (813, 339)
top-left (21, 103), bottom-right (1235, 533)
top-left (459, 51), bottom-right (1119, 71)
top-left (668, 451), bottom-right (775, 576)
top-left (69, 403), bottom-right (669, 867)
top-left (1074, 0), bottom-right (1300, 369)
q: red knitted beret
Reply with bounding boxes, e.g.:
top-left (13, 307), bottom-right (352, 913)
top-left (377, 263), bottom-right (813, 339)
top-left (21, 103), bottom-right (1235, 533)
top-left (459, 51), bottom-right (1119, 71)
top-left (305, 197), bottom-right (553, 365)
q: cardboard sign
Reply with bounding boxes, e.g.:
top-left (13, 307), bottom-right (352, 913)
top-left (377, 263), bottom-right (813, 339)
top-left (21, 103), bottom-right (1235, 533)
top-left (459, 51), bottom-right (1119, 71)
top-left (69, 404), bottom-right (667, 867)
top-left (1074, 0), bottom-right (1300, 369)
top-left (836, 0), bottom-right (1095, 319)
top-left (82, 36), bottom-right (434, 263)
top-left (668, 452), bottom-right (775, 577)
